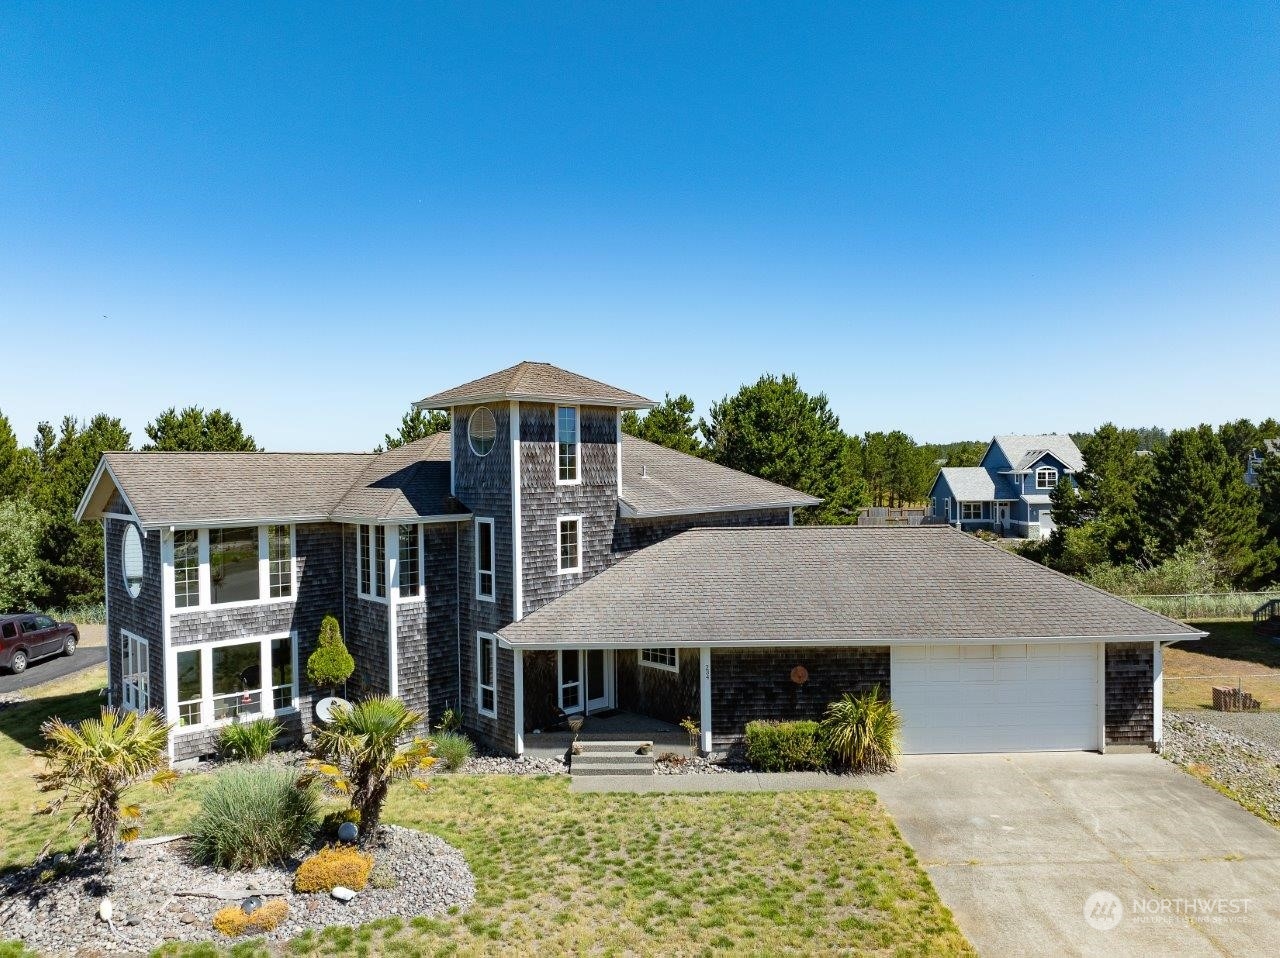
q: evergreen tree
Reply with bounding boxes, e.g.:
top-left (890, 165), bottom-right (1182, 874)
top-left (143, 406), bottom-right (258, 451)
top-left (621, 393), bottom-right (702, 456)
top-left (378, 407), bottom-right (449, 452)
top-left (0, 410), bottom-right (37, 500)
top-left (701, 373), bottom-right (862, 524)
top-left (0, 497), bottom-right (45, 612)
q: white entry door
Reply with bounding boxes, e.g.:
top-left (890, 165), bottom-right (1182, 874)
top-left (891, 643), bottom-right (1099, 753)
top-left (559, 649), bottom-right (614, 714)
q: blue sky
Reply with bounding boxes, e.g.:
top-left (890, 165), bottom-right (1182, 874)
top-left (2, 2), bottom-right (1277, 451)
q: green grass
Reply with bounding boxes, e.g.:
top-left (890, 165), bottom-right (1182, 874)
top-left (4, 667), bottom-right (972, 956)
top-left (1164, 621), bottom-right (1280, 711)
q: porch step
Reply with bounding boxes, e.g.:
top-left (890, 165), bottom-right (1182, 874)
top-left (570, 740), bottom-right (656, 776)
top-left (575, 740), bottom-right (654, 753)
top-left (571, 759), bottom-right (655, 776)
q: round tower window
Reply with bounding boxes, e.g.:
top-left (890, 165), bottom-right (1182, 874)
top-left (468, 406), bottom-right (497, 457)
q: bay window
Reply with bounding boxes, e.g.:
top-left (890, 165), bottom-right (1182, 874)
top-left (174, 525), bottom-right (296, 609)
top-left (171, 633), bottom-right (298, 730)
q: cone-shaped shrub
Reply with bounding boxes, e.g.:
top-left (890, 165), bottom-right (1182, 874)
top-left (307, 615), bottom-right (354, 694)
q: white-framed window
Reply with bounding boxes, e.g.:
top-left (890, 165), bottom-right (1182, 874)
top-left (943, 497), bottom-right (951, 517)
top-left (171, 632), bottom-right (298, 731)
top-left (357, 524), bottom-right (387, 601)
top-left (556, 405), bottom-right (579, 484)
top-left (398, 524), bottom-right (421, 599)
top-left (930, 497), bottom-right (937, 514)
top-left (641, 647), bottom-right (678, 672)
top-left (961, 502), bottom-right (983, 521)
top-left (122, 525), bottom-right (144, 598)
top-left (558, 650), bottom-right (581, 711)
top-left (477, 632), bottom-right (497, 717)
top-left (120, 630), bottom-right (149, 712)
top-left (1036, 466), bottom-right (1059, 489)
top-left (475, 518), bottom-right (495, 600)
top-left (468, 406), bottom-right (497, 457)
top-left (173, 529), bottom-right (199, 608)
top-left (209, 525), bottom-right (260, 604)
top-left (558, 516), bottom-right (581, 574)
top-left (267, 525), bottom-right (293, 598)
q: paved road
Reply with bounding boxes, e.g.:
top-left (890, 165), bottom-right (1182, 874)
top-left (865, 752), bottom-right (1280, 958)
top-left (0, 645), bottom-right (107, 694)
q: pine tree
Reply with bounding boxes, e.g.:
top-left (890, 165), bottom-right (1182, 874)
top-left (143, 406), bottom-right (258, 451)
top-left (378, 407), bottom-right (449, 452)
top-left (621, 393), bottom-right (702, 456)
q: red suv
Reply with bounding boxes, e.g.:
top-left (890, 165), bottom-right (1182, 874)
top-left (0, 613), bottom-right (80, 675)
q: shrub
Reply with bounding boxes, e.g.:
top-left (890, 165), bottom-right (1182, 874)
top-left (212, 899), bottom-right (289, 936)
top-left (35, 708), bottom-right (176, 871)
top-left (215, 718), bottom-right (281, 762)
top-left (190, 767), bottom-right (320, 870)
top-left (368, 862), bottom-right (398, 889)
top-left (822, 687), bottom-right (901, 774)
top-left (431, 731), bottom-right (473, 772)
top-left (321, 807), bottom-right (361, 838)
top-left (293, 845), bottom-right (374, 893)
top-left (433, 708), bottom-right (461, 733)
top-left (307, 615), bottom-right (355, 693)
top-left (743, 720), bottom-right (829, 772)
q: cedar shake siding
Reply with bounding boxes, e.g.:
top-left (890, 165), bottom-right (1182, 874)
top-left (169, 522), bottom-right (342, 762)
top-left (616, 649), bottom-right (700, 726)
top-left (423, 523), bottom-right (460, 725)
top-left (453, 403), bottom-right (515, 751)
top-left (521, 650), bottom-right (561, 733)
top-left (1106, 642), bottom-right (1155, 747)
top-left (104, 518), bottom-right (164, 714)
top-left (519, 404), bottom-right (620, 616)
top-left (611, 508), bottom-right (791, 558)
top-left (710, 646), bottom-right (891, 747)
top-left (340, 524), bottom-right (391, 699)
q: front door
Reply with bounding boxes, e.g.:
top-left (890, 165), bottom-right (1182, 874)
top-left (559, 649), bottom-right (614, 714)
top-left (996, 504), bottom-right (1008, 533)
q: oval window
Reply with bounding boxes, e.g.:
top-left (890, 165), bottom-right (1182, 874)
top-left (122, 525), bottom-right (144, 598)
top-left (468, 406), bottom-right (497, 457)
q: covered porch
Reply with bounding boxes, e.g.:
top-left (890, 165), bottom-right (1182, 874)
top-left (520, 709), bottom-right (690, 762)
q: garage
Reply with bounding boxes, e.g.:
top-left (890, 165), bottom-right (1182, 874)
top-left (892, 643), bottom-right (1100, 753)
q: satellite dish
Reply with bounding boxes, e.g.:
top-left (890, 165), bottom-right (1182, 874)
top-left (315, 696), bottom-right (351, 724)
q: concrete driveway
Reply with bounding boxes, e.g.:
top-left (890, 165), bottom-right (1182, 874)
top-left (865, 753), bottom-right (1280, 958)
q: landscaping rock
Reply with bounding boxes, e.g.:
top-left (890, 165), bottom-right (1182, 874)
top-left (1162, 712), bottom-right (1280, 822)
top-left (331, 886), bottom-right (356, 902)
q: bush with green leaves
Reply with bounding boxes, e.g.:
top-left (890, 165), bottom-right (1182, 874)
top-left (743, 720), bottom-right (830, 772)
top-left (190, 767), bottom-right (320, 870)
top-left (431, 731), bottom-right (473, 772)
top-left (822, 687), bottom-right (901, 774)
top-left (307, 614), bottom-right (354, 693)
top-left (215, 718), bottom-right (281, 762)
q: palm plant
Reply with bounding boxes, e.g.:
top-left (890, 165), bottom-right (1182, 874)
top-left (821, 687), bottom-right (901, 774)
top-left (35, 708), bottom-right (177, 870)
top-left (307, 696), bottom-right (435, 847)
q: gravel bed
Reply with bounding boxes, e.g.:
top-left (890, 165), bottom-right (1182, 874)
top-left (457, 754), bottom-right (567, 775)
top-left (0, 825), bottom-right (473, 957)
top-left (654, 752), bottom-right (746, 775)
top-left (1169, 709), bottom-right (1280, 752)
top-left (1162, 712), bottom-right (1280, 821)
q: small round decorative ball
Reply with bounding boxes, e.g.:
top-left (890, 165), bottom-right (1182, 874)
top-left (337, 821), bottom-right (359, 844)
top-left (790, 665), bottom-right (809, 685)
top-left (241, 895), bottom-right (262, 915)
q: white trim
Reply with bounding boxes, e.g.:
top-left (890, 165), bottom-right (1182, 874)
top-left (160, 531), bottom-right (177, 760)
top-left (1097, 642), bottom-right (1107, 754)
top-left (699, 646), bottom-right (712, 754)
top-left (448, 408), bottom-right (456, 497)
top-left (513, 648), bottom-right (524, 757)
top-left (554, 404), bottom-right (581, 486)
top-left (74, 457), bottom-right (142, 523)
top-left (1152, 640), bottom-right (1163, 745)
top-left (498, 632), bottom-right (1203, 651)
top-left (102, 522), bottom-right (112, 709)
top-left (615, 410), bottom-right (623, 494)
top-left (617, 499), bottom-right (818, 520)
top-left (788, 507), bottom-right (794, 526)
top-left (1035, 466), bottom-right (1059, 490)
top-left (387, 524), bottom-right (399, 696)
top-left (417, 394), bottom-right (654, 411)
top-left (467, 404), bottom-right (499, 458)
top-left (356, 523), bottom-right (390, 603)
top-left (120, 629), bottom-right (151, 714)
top-left (557, 649), bottom-right (582, 713)
top-left (640, 647), bottom-right (679, 672)
top-left (170, 630), bottom-right (300, 734)
top-left (556, 515), bottom-right (583, 575)
top-left (393, 523), bottom-right (424, 602)
top-left (477, 631), bottom-right (498, 718)
top-left (511, 400), bottom-right (523, 621)
top-left (475, 517), bottom-right (496, 601)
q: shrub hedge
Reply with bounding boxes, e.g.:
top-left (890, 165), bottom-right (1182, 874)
top-left (743, 720), bottom-right (830, 772)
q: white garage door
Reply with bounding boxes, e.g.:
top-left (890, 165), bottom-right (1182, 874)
top-left (891, 643), bottom-right (1100, 753)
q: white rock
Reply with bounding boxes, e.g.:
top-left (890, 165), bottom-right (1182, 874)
top-left (331, 886), bottom-right (357, 902)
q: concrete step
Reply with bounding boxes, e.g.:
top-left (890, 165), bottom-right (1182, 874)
top-left (575, 739), bottom-right (653, 754)
top-left (571, 751), bottom-right (654, 766)
top-left (571, 760), bottom-right (655, 776)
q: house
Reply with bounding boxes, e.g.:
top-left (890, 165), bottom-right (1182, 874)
top-left (1245, 437), bottom-right (1279, 487)
top-left (927, 434), bottom-right (1085, 539)
top-left (76, 363), bottom-right (1199, 762)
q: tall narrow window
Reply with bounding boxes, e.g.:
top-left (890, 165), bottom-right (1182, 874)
top-left (476, 518), bottom-right (495, 600)
top-left (270, 636), bottom-right (295, 711)
top-left (374, 526), bottom-right (387, 598)
top-left (268, 525), bottom-right (292, 598)
top-left (121, 631), bottom-right (149, 712)
top-left (358, 525), bottom-right (372, 596)
top-left (477, 633), bottom-right (497, 717)
top-left (174, 529), bottom-right (199, 608)
top-left (398, 524), bottom-right (420, 598)
top-left (558, 517), bottom-right (581, 573)
top-left (176, 648), bottom-right (201, 726)
top-left (556, 406), bottom-right (579, 483)
top-left (209, 526), bottom-right (260, 604)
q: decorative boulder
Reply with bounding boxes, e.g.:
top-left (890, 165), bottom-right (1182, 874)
top-left (331, 886), bottom-right (357, 902)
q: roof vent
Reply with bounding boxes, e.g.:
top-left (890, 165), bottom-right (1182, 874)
top-left (641, 465), bottom-right (649, 478)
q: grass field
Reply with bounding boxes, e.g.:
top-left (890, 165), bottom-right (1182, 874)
top-left (1163, 621), bottom-right (1280, 711)
top-left (1, 666), bottom-right (972, 957)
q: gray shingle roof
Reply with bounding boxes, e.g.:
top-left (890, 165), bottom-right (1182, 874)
top-left (498, 526), bottom-right (1203, 649)
top-left (937, 467), bottom-right (1018, 501)
top-left (84, 434), bottom-right (463, 527)
top-left (415, 361), bottom-right (653, 410)
top-left (620, 436), bottom-right (821, 517)
top-left (993, 434), bottom-right (1085, 473)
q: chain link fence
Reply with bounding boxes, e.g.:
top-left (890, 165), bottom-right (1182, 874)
top-left (1165, 674), bottom-right (1280, 712)
top-left (1120, 592), bottom-right (1280, 621)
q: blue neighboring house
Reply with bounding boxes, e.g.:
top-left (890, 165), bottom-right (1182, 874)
top-left (928, 434), bottom-right (1084, 539)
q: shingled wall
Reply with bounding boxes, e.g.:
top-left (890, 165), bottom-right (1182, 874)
top-left (1105, 642), bottom-right (1155, 747)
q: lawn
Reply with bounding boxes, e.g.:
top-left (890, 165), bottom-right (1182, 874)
top-left (2, 666), bottom-right (972, 957)
top-left (1163, 620), bottom-right (1280, 711)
